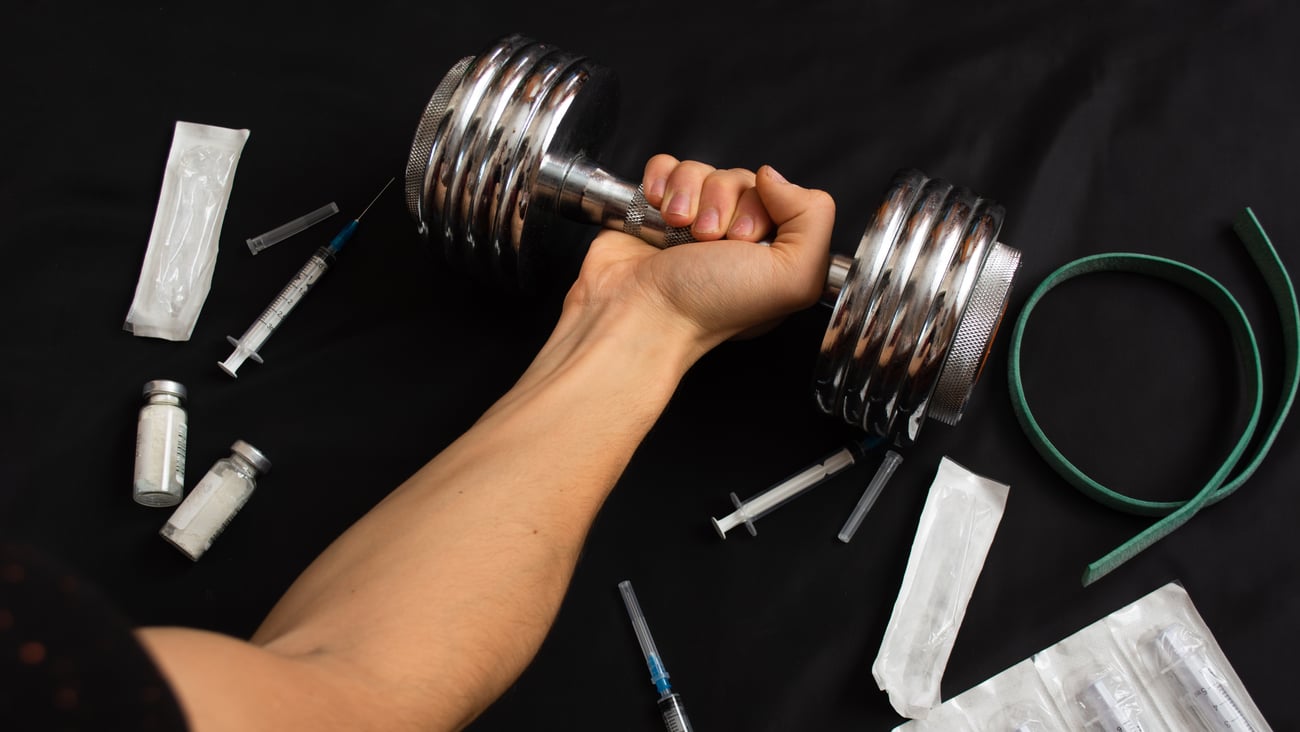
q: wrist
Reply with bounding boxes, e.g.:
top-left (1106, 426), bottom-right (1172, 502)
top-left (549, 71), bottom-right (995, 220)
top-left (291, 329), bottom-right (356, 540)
top-left (540, 294), bottom-right (702, 396)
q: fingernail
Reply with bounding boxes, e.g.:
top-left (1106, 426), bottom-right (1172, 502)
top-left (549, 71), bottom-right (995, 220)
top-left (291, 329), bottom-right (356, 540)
top-left (729, 215), bottom-right (754, 238)
top-left (696, 208), bottom-right (720, 234)
top-left (648, 177), bottom-right (666, 200)
top-left (666, 191), bottom-right (690, 217)
top-left (766, 166), bottom-right (787, 184)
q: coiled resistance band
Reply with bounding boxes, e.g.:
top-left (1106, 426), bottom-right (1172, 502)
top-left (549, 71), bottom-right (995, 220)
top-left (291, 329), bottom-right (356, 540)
top-left (1008, 209), bottom-right (1299, 586)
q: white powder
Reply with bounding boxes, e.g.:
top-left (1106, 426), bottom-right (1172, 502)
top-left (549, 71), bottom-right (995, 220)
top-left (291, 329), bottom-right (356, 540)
top-left (134, 404), bottom-right (186, 506)
top-left (160, 466), bottom-right (253, 560)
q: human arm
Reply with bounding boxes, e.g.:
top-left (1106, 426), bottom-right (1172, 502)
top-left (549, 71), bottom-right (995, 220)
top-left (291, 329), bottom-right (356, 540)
top-left (136, 162), bottom-right (835, 732)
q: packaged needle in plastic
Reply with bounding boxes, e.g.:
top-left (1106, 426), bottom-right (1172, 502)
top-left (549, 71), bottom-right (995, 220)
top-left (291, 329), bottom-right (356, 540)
top-left (873, 457), bottom-right (1011, 719)
top-left (125, 121), bottom-right (250, 341)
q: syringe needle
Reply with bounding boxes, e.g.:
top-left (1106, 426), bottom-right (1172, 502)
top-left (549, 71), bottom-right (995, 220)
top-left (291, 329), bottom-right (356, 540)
top-left (356, 177), bottom-right (396, 221)
top-left (618, 580), bottom-right (670, 694)
top-left (329, 177), bottom-right (397, 253)
top-left (618, 581), bottom-right (694, 732)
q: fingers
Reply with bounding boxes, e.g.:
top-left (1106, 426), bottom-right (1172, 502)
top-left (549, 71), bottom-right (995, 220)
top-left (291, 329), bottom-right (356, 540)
top-left (696, 168), bottom-right (775, 241)
top-left (642, 154), bottom-right (678, 207)
top-left (725, 186), bottom-right (773, 242)
top-left (642, 156), bottom-right (773, 242)
top-left (754, 165), bottom-right (835, 309)
top-left (657, 160), bottom-right (715, 229)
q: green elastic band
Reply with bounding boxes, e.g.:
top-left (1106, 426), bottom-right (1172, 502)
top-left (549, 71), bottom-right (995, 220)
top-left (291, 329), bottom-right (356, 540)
top-left (1007, 209), bottom-right (1299, 586)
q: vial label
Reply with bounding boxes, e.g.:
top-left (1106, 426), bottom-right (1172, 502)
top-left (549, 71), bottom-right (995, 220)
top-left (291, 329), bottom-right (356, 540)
top-left (134, 405), bottom-right (187, 505)
top-left (134, 419), bottom-right (148, 481)
top-left (136, 413), bottom-right (170, 487)
top-left (174, 422), bottom-right (188, 486)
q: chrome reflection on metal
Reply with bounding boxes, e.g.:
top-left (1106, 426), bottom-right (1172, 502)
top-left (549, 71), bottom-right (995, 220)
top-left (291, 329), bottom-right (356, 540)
top-left (406, 36), bottom-right (1022, 444)
top-left (405, 34), bottom-right (700, 289)
top-left (814, 170), bottom-right (1019, 444)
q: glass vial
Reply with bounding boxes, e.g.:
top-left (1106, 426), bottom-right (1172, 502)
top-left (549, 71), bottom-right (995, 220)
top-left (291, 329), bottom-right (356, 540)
top-left (160, 440), bottom-right (271, 561)
top-left (133, 380), bottom-right (189, 507)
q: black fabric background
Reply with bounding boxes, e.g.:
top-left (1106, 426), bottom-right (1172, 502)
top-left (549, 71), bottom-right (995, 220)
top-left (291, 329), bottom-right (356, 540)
top-left (3, 2), bottom-right (1298, 730)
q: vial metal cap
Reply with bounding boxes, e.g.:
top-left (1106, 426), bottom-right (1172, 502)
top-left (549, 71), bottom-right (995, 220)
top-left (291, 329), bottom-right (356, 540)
top-left (143, 379), bottom-right (188, 401)
top-left (230, 440), bottom-right (272, 475)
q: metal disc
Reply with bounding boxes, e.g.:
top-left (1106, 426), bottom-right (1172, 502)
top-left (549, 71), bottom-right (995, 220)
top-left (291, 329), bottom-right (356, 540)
top-left (404, 35), bottom-right (618, 289)
top-left (813, 170), bottom-right (1016, 444)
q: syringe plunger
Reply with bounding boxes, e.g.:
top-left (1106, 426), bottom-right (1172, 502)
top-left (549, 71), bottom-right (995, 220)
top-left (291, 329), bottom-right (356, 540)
top-left (712, 441), bottom-right (873, 538)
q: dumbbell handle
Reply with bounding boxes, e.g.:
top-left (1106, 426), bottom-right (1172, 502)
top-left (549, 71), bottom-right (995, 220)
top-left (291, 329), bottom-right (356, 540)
top-left (539, 154), bottom-right (853, 303)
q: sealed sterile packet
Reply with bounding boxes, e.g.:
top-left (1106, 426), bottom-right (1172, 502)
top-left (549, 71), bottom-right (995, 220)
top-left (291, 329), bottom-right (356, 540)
top-left (873, 456), bottom-right (1011, 719)
top-left (893, 582), bottom-right (1272, 731)
top-left (124, 121), bottom-right (250, 341)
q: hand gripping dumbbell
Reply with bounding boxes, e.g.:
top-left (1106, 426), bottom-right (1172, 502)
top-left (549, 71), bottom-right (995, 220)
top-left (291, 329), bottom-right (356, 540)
top-left (404, 34), bottom-right (1021, 446)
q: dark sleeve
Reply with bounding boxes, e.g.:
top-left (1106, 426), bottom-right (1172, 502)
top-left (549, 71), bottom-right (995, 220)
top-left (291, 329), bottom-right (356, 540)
top-left (0, 542), bottom-right (188, 732)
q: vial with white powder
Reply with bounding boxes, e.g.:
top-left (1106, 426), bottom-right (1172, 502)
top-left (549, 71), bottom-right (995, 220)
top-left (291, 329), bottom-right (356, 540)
top-left (161, 440), bottom-right (270, 560)
top-left (134, 380), bottom-right (189, 507)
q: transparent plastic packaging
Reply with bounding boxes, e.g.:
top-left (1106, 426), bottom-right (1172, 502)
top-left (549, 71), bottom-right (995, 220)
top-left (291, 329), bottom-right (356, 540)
top-left (873, 457), bottom-right (1010, 719)
top-left (893, 583), bottom-right (1272, 731)
top-left (160, 440), bottom-right (270, 560)
top-left (898, 660), bottom-right (1068, 731)
top-left (133, 380), bottom-right (188, 507)
top-left (1148, 623), bottom-right (1260, 731)
top-left (1076, 674), bottom-right (1145, 731)
top-left (125, 121), bottom-right (250, 341)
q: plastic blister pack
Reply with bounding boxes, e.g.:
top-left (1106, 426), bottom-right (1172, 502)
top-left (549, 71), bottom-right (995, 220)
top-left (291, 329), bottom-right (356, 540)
top-left (1144, 622), bottom-right (1261, 731)
top-left (901, 659), bottom-right (1069, 731)
top-left (893, 583), bottom-right (1271, 731)
top-left (125, 121), bottom-right (249, 341)
top-left (1028, 612), bottom-right (1156, 731)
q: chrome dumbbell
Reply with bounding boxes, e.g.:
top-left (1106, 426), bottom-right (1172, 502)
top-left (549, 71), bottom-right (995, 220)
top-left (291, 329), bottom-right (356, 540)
top-left (404, 35), bottom-right (1021, 445)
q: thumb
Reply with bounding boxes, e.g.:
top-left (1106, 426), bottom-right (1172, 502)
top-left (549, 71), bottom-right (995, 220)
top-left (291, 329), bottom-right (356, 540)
top-left (754, 165), bottom-right (836, 303)
top-left (755, 165), bottom-right (835, 253)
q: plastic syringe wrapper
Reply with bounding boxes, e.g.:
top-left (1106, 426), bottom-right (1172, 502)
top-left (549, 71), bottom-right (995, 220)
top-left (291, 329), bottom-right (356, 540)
top-left (892, 582), bottom-right (1272, 731)
top-left (873, 456), bottom-right (1010, 719)
top-left (125, 121), bottom-right (249, 341)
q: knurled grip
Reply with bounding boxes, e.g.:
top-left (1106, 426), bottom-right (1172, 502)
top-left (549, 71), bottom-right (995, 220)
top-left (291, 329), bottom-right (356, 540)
top-left (405, 56), bottom-right (475, 226)
top-left (625, 185), bottom-right (696, 248)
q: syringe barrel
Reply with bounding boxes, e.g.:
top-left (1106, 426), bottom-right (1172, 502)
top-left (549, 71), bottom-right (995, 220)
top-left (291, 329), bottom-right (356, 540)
top-left (1077, 679), bottom-right (1143, 732)
top-left (220, 247), bottom-right (335, 377)
top-left (657, 693), bottom-right (693, 732)
top-left (1156, 626), bottom-right (1257, 731)
top-left (741, 446), bottom-right (856, 521)
top-left (253, 247), bottom-right (334, 330)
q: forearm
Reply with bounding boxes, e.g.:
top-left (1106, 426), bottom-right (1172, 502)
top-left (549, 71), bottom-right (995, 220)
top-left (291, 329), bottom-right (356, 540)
top-left (247, 296), bottom-right (700, 729)
top-left (138, 161), bottom-right (831, 732)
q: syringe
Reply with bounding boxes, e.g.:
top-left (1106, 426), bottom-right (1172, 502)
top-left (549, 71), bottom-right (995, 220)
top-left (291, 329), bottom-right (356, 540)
top-left (219, 178), bottom-right (394, 377)
top-left (1155, 624), bottom-right (1258, 732)
top-left (711, 437), bottom-right (881, 538)
top-left (618, 580), bottom-right (694, 732)
top-left (1077, 678), bottom-right (1144, 732)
